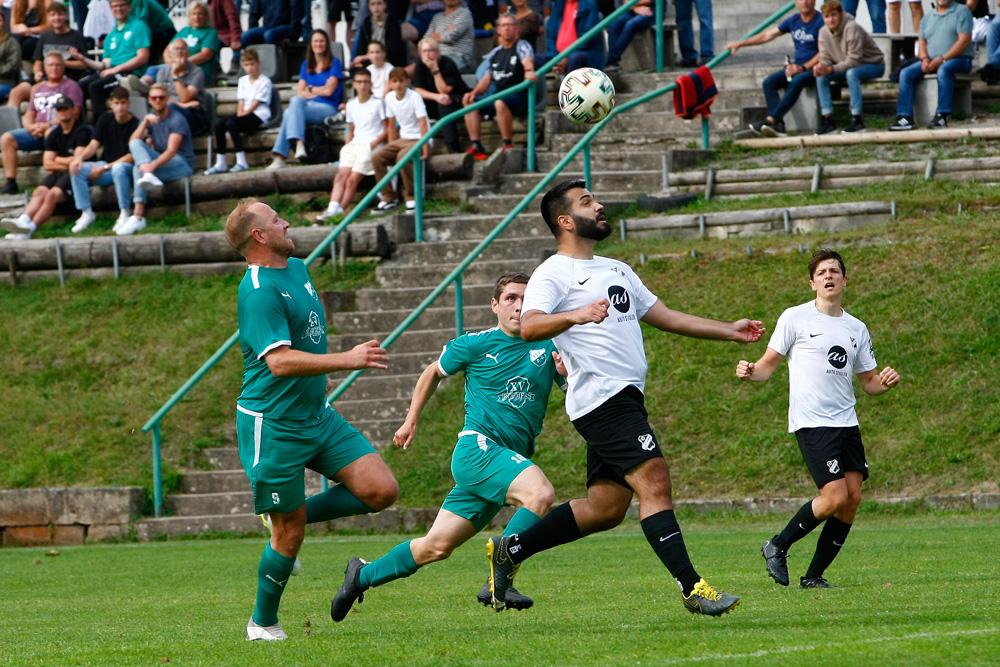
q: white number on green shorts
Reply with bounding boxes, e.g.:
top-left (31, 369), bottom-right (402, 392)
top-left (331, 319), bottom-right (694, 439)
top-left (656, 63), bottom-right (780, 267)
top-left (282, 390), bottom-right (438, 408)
top-left (271, 492), bottom-right (281, 505)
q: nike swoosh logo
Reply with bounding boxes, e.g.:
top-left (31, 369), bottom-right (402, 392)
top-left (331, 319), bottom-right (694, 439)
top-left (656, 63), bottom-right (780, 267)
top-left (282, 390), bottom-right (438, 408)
top-left (809, 333), bottom-right (822, 338)
top-left (659, 531), bottom-right (680, 542)
top-left (578, 277), bottom-right (590, 285)
top-left (832, 541), bottom-right (843, 546)
top-left (799, 523), bottom-right (805, 530)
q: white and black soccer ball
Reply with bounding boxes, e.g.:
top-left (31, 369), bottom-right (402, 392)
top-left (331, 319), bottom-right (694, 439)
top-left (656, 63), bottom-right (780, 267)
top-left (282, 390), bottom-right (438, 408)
top-left (558, 68), bottom-right (616, 125)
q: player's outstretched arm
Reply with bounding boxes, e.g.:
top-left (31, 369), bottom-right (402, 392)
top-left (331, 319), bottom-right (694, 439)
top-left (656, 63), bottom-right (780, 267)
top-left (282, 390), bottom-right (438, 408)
top-left (640, 301), bottom-right (765, 342)
top-left (857, 366), bottom-right (900, 395)
top-left (264, 340), bottom-right (390, 377)
top-left (520, 301), bottom-right (611, 342)
top-left (393, 361), bottom-right (446, 450)
top-left (736, 348), bottom-right (783, 382)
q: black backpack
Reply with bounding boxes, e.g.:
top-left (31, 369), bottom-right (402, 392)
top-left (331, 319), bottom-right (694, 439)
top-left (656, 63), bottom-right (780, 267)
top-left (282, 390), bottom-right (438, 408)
top-left (303, 124), bottom-right (333, 164)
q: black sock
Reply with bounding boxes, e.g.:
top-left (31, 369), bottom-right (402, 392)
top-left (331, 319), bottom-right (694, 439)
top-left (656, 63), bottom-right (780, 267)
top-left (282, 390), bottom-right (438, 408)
top-left (640, 510), bottom-right (700, 596)
top-left (471, 140), bottom-right (485, 151)
top-left (501, 138), bottom-right (513, 146)
top-left (804, 516), bottom-right (852, 580)
top-left (506, 502), bottom-right (581, 564)
top-left (773, 501), bottom-right (822, 551)
top-left (5, 177), bottom-right (15, 187)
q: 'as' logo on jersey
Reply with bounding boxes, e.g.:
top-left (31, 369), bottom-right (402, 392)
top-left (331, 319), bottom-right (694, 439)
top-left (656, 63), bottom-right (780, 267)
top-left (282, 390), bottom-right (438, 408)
top-left (498, 376), bottom-right (534, 408)
top-left (608, 286), bottom-right (631, 313)
top-left (827, 346), bottom-right (848, 369)
top-left (529, 349), bottom-right (547, 367)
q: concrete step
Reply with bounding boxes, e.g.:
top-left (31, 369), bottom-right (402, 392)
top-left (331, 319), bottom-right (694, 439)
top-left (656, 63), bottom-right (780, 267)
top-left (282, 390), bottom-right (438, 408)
top-left (499, 170), bottom-right (663, 196)
top-left (418, 213), bottom-right (551, 242)
top-left (330, 326), bottom-right (460, 352)
top-left (546, 108), bottom-right (740, 136)
top-left (390, 236), bottom-right (551, 266)
top-left (203, 447), bottom-right (240, 470)
top-left (329, 373), bottom-right (426, 401)
top-left (471, 192), bottom-right (637, 216)
top-left (135, 513), bottom-right (265, 540)
top-left (351, 417), bottom-right (412, 447)
top-left (168, 491), bottom-right (257, 517)
top-left (178, 468), bottom-right (327, 494)
top-left (533, 150), bottom-right (667, 172)
top-left (547, 129), bottom-right (692, 154)
top-left (376, 257), bottom-right (542, 288)
top-left (332, 395), bottom-right (415, 422)
top-left (330, 303), bottom-right (495, 334)
top-left (353, 282), bottom-right (497, 311)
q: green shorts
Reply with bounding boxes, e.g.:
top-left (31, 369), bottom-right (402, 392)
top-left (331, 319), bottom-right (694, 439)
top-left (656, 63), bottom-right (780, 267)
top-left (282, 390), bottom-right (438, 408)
top-left (235, 402), bottom-right (376, 515)
top-left (440, 430), bottom-right (534, 532)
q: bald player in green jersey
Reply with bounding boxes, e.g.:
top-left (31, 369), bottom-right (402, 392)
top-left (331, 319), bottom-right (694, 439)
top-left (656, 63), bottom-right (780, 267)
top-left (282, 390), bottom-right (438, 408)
top-left (330, 272), bottom-right (567, 621)
top-left (225, 198), bottom-right (400, 641)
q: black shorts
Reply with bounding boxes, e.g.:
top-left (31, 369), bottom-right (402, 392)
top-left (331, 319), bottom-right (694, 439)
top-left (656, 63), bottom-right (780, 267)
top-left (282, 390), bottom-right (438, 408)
top-left (328, 0), bottom-right (355, 22)
top-left (41, 171), bottom-right (72, 196)
top-left (572, 385), bottom-right (663, 489)
top-left (795, 425), bottom-right (869, 489)
top-left (478, 90), bottom-right (529, 119)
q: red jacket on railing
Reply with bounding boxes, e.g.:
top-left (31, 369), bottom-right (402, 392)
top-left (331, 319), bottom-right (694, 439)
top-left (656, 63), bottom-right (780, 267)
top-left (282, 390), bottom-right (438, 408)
top-left (673, 65), bottom-right (718, 119)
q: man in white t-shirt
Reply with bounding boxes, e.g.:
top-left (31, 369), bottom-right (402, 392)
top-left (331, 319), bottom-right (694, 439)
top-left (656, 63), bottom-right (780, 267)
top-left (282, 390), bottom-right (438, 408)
top-left (318, 68), bottom-right (389, 221)
top-left (736, 249), bottom-right (900, 590)
top-left (370, 66), bottom-right (430, 212)
top-left (485, 179), bottom-right (763, 617)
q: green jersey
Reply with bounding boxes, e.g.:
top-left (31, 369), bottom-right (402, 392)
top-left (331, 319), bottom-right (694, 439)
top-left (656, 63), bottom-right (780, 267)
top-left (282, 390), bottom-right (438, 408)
top-left (236, 258), bottom-right (327, 419)
top-left (438, 327), bottom-right (565, 458)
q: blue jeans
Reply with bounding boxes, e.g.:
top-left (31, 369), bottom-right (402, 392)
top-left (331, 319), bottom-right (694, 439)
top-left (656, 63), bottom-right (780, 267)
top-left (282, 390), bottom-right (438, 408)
top-left (986, 16), bottom-right (1000, 67)
top-left (896, 57), bottom-right (973, 117)
top-left (241, 25), bottom-right (291, 47)
top-left (841, 0), bottom-right (886, 34)
top-left (71, 161), bottom-right (133, 211)
top-left (762, 68), bottom-right (816, 123)
top-left (816, 63), bottom-right (885, 116)
top-left (10, 128), bottom-right (45, 151)
top-left (606, 12), bottom-right (656, 65)
top-left (129, 139), bottom-right (194, 204)
top-left (0, 83), bottom-right (12, 102)
top-left (675, 0), bottom-right (714, 62)
top-left (272, 96), bottom-right (337, 157)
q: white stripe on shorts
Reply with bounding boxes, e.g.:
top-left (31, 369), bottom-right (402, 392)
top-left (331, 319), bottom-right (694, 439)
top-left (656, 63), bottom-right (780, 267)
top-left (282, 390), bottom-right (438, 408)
top-left (237, 404), bottom-right (264, 467)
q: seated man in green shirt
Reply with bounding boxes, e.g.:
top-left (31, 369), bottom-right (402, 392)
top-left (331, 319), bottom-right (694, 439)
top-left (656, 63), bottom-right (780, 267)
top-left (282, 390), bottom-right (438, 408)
top-left (331, 272), bottom-right (568, 621)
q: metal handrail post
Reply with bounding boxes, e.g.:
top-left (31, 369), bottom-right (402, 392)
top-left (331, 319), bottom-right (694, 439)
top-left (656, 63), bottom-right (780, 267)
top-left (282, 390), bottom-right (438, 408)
top-left (414, 154), bottom-right (424, 242)
top-left (152, 423), bottom-right (163, 517)
top-left (656, 0), bottom-right (664, 73)
top-left (583, 142), bottom-right (592, 190)
top-left (702, 116), bottom-right (709, 149)
top-left (527, 83), bottom-right (537, 172)
top-left (455, 272), bottom-right (463, 337)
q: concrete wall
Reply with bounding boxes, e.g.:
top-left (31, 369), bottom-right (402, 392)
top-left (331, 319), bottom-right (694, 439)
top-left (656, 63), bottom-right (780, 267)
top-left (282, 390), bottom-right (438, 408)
top-left (0, 488), bottom-right (144, 547)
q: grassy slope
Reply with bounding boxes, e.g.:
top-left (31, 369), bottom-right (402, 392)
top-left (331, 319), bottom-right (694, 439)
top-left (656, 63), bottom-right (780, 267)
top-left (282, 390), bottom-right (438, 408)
top-left (1, 177), bottom-right (999, 507)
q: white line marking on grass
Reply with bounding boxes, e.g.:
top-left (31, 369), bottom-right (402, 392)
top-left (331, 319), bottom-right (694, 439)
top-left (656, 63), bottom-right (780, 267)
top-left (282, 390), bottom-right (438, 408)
top-left (655, 628), bottom-right (999, 664)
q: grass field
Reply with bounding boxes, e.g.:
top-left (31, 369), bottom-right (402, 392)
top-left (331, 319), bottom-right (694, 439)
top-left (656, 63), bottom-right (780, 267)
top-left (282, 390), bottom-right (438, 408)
top-left (2, 512), bottom-right (998, 666)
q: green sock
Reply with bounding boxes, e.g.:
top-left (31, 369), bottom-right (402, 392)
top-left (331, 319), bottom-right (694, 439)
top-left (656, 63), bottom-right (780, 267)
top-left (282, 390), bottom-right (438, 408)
top-left (504, 507), bottom-right (541, 537)
top-left (252, 542), bottom-right (296, 626)
top-left (305, 484), bottom-right (375, 523)
top-left (358, 540), bottom-right (419, 589)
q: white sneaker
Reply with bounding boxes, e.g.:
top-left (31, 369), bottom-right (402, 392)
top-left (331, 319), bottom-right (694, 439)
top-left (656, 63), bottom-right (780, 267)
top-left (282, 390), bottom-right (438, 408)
top-left (405, 200), bottom-right (416, 211)
top-left (0, 214), bottom-right (34, 234)
top-left (265, 157), bottom-right (286, 171)
top-left (136, 172), bottom-right (163, 190)
top-left (258, 514), bottom-right (303, 575)
top-left (1, 232), bottom-right (29, 240)
top-left (246, 619), bottom-right (287, 641)
top-left (116, 215), bottom-right (146, 236)
top-left (317, 202), bottom-right (344, 222)
top-left (231, 163), bottom-right (250, 173)
top-left (294, 143), bottom-right (308, 160)
top-left (72, 209), bottom-right (97, 233)
top-left (112, 210), bottom-right (130, 232)
top-left (204, 164), bottom-right (228, 175)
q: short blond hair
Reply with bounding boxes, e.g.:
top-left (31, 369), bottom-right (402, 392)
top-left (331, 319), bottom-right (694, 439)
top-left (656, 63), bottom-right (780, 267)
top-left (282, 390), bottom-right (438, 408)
top-left (187, 0), bottom-right (210, 22)
top-left (225, 198), bottom-right (263, 253)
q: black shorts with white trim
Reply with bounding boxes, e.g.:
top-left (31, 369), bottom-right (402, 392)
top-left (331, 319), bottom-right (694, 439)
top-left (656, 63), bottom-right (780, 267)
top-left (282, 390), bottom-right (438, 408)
top-left (795, 425), bottom-right (869, 489)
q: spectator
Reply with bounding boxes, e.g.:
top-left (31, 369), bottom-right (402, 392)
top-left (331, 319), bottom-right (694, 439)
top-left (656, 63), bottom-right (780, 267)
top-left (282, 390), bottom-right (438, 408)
top-left (401, 0), bottom-right (446, 55)
top-left (68, 85), bottom-right (139, 233)
top-left (10, 0), bottom-right (52, 62)
top-left (317, 68), bottom-right (388, 220)
top-left (887, 0), bottom-right (923, 34)
top-left (0, 95), bottom-right (87, 238)
top-left (604, 0), bottom-right (654, 72)
top-left (508, 0), bottom-right (542, 50)
top-left (205, 48), bottom-right (272, 175)
top-left (353, 0), bottom-right (407, 68)
top-left (463, 12), bottom-right (536, 159)
top-left (976, 1), bottom-right (1000, 84)
top-left (210, 0), bottom-right (242, 72)
top-left (842, 0), bottom-right (886, 34)
top-left (76, 0), bottom-right (151, 125)
top-left (543, 0), bottom-right (603, 74)
top-left (31, 2), bottom-right (86, 81)
top-left (0, 11), bottom-right (23, 103)
top-left (120, 82), bottom-right (195, 235)
top-left (0, 51), bottom-right (82, 194)
top-left (814, 1), bottom-right (884, 134)
top-left (675, 0), bottom-right (714, 67)
top-left (243, 0), bottom-right (302, 49)
top-left (174, 2), bottom-right (220, 81)
top-left (130, 0), bottom-right (175, 64)
top-left (726, 0), bottom-right (822, 138)
top-left (413, 36), bottom-right (468, 153)
top-left (69, 0), bottom-right (85, 28)
top-left (889, 0), bottom-right (972, 130)
top-left (468, 0), bottom-right (499, 30)
top-left (153, 39), bottom-right (209, 134)
top-left (371, 66), bottom-right (429, 211)
top-left (366, 40), bottom-right (393, 98)
top-left (266, 29), bottom-right (343, 170)
top-left (425, 0), bottom-right (475, 73)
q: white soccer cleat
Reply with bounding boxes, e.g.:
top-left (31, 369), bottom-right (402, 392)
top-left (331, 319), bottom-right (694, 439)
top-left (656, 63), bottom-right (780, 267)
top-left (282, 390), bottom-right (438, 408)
top-left (72, 209), bottom-right (97, 233)
top-left (246, 619), bottom-right (287, 641)
top-left (116, 215), bottom-right (146, 236)
top-left (136, 172), bottom-right (164, 190)
top-left (259, 514), bottom-right (303, 576)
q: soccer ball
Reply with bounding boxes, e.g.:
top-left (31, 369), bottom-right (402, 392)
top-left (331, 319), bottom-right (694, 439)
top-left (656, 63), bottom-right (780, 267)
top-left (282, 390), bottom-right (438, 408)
top-left (558, 68), bottom-right (616, 125)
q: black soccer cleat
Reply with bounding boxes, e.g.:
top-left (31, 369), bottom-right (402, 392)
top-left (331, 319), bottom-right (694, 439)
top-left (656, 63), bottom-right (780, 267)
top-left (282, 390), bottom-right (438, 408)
top-left (330, 557), bottom-right (368, 622)
top-left (477, 578), bottom-right (533, 610)
top-left (486, 535), bottom-right (520, 612)
top-left (800, 576), bottom-right (835, 589)
top-left (682, 579), bottom-right (741, 616)
top-left (762, 538), bottom-right (790, 586)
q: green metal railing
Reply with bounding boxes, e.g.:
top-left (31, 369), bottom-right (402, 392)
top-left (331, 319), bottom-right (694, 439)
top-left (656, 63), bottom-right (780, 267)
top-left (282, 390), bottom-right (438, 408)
top-left (142, 0), bottom-right (795, 517)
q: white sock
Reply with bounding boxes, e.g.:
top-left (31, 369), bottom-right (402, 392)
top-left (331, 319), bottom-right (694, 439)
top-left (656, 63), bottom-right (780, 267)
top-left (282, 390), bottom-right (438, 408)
top-left (235, 151), bottom-right (248, 167)
top-left (215, 156), bottom-right (227, 169)
top-left (120, 208), bottom-right (130, 218)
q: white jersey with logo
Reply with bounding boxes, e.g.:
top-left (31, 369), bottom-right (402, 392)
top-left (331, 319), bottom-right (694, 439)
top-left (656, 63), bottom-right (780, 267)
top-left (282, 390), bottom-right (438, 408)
top-left (768, 300), bottom-right (877, 433)
top-left (523, 254), bottom-right (659, 420)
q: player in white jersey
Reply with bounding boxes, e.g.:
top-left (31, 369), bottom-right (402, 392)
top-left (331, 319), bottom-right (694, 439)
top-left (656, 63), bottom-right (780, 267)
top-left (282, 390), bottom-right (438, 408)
top-left (736, 249), bottom-right (900, 589)
top-left (486, 179), bottom-right (764, 617)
